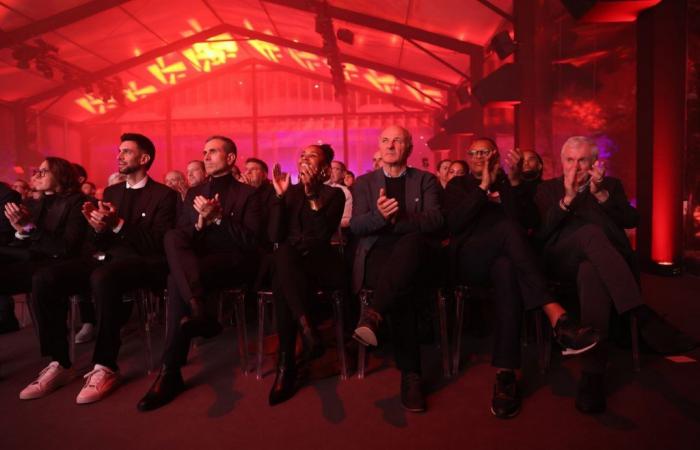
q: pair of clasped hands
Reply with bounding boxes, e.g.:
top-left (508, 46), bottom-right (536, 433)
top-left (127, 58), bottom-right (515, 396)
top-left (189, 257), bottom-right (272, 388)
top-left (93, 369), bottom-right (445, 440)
top-left (563, 160), bottom-right (608, 206)
top-left (271, 162), bottom-right (324, 199)
top-left (80, 196), bottom-right (223, 233)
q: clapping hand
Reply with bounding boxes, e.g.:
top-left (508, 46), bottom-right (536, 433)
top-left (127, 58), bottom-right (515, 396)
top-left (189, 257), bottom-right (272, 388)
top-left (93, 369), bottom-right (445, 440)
top-left (377, 187), bottom-right (399, 221)
top-left (272, 163), bottom-right (291, 197)
top-left (4, 202), bottom-right (32, 232)
top-left (82, 201), bottom-right (118, 233)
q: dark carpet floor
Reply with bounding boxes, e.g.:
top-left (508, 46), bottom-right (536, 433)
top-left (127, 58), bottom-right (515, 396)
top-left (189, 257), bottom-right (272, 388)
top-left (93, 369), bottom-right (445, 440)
top-left (1, 273), bottom-right (699, 450)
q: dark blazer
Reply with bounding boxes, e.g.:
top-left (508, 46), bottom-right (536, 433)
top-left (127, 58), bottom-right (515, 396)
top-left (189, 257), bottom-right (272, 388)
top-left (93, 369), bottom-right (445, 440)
top-left (269, 183), bottom-right (345, 251)
top-left (349, 167), bottom-right (443, 293)
top-left (94, 178), bottom-right (177, 257)
top-left (11, 191), bottom-right (87, 259)
top-left (0, 182), bottom-right (21, 245)
top-left (534, 176), bottom-right (638, 261)
top-left (177, 174), bottom-right (261, 253)
top-left (443, 172), bottom-right (537, 242)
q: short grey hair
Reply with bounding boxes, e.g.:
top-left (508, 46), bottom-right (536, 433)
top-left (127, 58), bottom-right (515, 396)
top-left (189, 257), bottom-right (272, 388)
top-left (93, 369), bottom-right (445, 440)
top-left (561, 136), bottom-right (599, 160)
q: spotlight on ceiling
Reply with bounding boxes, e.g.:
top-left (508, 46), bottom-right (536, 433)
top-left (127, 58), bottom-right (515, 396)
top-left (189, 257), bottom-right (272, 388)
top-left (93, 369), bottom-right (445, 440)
top-left (489, 30), bottom-right (517, 60)
top-left (336, 28), bottom-right (354, 45)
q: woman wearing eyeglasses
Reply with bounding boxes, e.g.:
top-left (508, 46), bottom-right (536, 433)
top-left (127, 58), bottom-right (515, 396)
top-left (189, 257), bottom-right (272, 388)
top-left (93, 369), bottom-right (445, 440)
top-left (0, 157), bottom-right (88, 328)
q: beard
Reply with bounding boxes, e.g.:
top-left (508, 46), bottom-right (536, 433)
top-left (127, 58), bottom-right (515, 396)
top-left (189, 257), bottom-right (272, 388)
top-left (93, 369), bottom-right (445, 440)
top-left (118, 164), bottom-right (139, 175)
top-left (521, 169), bottom-right (542, 182)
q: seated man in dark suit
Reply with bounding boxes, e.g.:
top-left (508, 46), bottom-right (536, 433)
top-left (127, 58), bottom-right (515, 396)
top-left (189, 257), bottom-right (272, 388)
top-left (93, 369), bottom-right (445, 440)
top-left (266, 144), bottom-right (345, 405)
top-left (137, 135), bottom-right (261, 412)
top-left (350, 125), bottom-right (443, 413)
top-left (0, 159), bottom-right (87, 336)
top-left (444, 138), bottom-right (599, 419)
top-left (20, 134), bottom-right (177, 404)
top-left (535, 135), bottom-right (696, 414)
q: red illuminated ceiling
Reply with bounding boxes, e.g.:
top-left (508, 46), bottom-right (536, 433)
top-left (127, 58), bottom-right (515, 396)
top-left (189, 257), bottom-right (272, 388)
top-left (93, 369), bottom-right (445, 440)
top-left (0, 0), bottom-right (513, 121)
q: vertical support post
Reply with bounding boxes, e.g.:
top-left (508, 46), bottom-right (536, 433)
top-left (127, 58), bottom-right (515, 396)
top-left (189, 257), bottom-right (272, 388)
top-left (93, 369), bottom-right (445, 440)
top-left (252, 63), bottom-right (259, 157)
top-left (165, 95), bottom-right (173, 172)
top-left (342, 93), bottom-right (349, 164)
top-left (514, 0), bottom-right (536, 150)
top-left (636, 0), bottom-right (687, 269)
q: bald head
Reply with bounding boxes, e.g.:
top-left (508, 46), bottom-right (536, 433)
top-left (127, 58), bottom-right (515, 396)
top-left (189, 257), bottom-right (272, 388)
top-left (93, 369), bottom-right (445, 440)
top-left (379, 125), bottom-right (413, 168)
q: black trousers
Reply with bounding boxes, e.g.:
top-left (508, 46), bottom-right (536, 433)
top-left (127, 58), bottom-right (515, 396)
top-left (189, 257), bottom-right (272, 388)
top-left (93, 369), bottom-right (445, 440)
top-left (272, 243), bottom-right (346, 357)
top-left (363, 232), bottom-right (436, 374)
top-left (544, 224), bottom-right (643, 372)
top-left (31, 255), bottom-right (167, 370)
top-left (457, 218), bottom-right (550, 370)
top-left (161, 228), bottom-right (256, 369)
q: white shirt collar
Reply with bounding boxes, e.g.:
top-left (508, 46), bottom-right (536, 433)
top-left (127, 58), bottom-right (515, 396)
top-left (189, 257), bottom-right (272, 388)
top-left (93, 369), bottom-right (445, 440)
top-left (126, 176), bottom-right (149, 190)
top-left (382, 167), bottom-right (408, 178)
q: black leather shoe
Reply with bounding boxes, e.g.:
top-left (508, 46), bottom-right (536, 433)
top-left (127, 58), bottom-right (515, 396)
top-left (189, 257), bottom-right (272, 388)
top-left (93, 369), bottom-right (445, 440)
top-left (137, 367), bottom-right (185, 412)
top-left (554, 314), bottom-right (600, 355)
top-left (353, 306), bottom-right (382, 347)
top-left (635, 306), bottom-right (698, 355)
top-left (269, 354), bottom-right (298, 406)
top-left (400, 371), bottom-right (426, 413)
top-left (298, 315), bottom-right (324, 363)
top-left (575, 371), bottom-right (606, 414)
top-left (491, 370), bottom-right (521, 419)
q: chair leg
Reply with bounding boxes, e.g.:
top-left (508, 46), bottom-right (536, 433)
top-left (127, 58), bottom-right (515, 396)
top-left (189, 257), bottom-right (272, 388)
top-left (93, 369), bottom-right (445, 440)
top-left (436, 288), bottom-right (451, 378)
top-left (135, 290), bottom-right (154, 374)
top-left (631, 314), bottom-right (641, 372)
top-left (535, 309), bottom-right (547, 374)
top-left (452, 286), bottom-right (466, 376)
top-left (356, 289), bottom-right (371, 379)
top-left (232, 290), bottom-right (249, 374)
top-left (357, 345), bottom-right (366, 379)
top-left (256, 292), bottom-right (267, 380)
top-left (331, 290), bottom-right (348, 380)
top-left (69, 295), bottom-right (79, 365)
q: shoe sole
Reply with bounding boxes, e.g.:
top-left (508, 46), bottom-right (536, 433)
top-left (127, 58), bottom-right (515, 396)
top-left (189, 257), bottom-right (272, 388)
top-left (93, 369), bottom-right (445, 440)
top-left (19, 374), bottom-right (75, 400)
top-left (353, 327), bottom-right (377, 347)
top-left (76, 381), bottom-right (119, 405)
top-left (401, 403), bottom-right (426, 413)
top-left (561, 340), bottom-right (598, 356)
top-left (490, 406), bottom-right (521, 419)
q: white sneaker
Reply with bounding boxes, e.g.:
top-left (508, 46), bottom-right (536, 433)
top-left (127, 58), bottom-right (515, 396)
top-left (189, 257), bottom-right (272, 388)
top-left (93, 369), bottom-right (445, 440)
top-left (75, 323), bottom-right (95, 344)
top-left (19, 362), bottom-right (75, 400)
top-left (76, 364), bottom-right (119, 404)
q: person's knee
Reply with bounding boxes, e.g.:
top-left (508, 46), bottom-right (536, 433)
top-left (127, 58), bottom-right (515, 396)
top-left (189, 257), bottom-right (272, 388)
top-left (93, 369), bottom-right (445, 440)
top-left (576, 224), bottom-right (607, 245)
top-left (31, 267), bottom-right (58, 293)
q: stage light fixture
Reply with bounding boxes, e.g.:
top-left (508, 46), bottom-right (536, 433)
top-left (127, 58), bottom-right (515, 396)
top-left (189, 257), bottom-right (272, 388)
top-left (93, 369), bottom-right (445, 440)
top-left (489, 30), bottom-right (517, 60)
top-left (337, 28), bottom-right (354, 45)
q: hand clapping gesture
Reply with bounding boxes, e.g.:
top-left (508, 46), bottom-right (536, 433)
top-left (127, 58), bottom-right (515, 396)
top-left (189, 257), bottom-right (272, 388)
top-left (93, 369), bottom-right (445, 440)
top-left (377, 187), bottom-right (399, 221)
top-left (588, 160), bottom-right (608, 202)
top-left (503, 148), bottom-right (523, 187)
top-left (82, 201), bottom-right (118, 233)
top-left (272, 163), bottom-right (291, 197)
top-left (193, 193), bottom-right (222, 229)
top-left (4, 202), bottom-right (32, 232)
top-left (298, 162), bottom-right (323, 198)
top-left (479, 153), bottom-right (500, 191)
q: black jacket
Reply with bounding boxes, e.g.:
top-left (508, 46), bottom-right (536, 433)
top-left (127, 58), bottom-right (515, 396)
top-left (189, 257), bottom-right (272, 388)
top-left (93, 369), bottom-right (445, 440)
top-left (0, 183), bottom-right (21, 246)
top-left (93, 178), bottom-right (177, 257)
top-left (534, 176), bottom-right (638, 265)
top-left (268, 183), bottom-right (345, 252)
top-left (177, 174), bottom-right (261, 254)
top-left (12, 191), bottom-right (87, 259)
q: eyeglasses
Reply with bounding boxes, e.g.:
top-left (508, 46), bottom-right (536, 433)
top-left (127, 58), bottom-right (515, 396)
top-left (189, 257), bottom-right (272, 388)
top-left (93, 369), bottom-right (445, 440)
top-left (32, 168), bottom-right (50, 178)
top-left (467, 149), bottom-right (493, 158)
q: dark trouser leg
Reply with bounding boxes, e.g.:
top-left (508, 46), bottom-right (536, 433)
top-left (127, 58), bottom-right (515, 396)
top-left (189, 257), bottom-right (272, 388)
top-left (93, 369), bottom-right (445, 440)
top-left (365, 233), bottom-right (429, 373)
top-left (546, 224), bottom-right (642, 314)
top-left (273, 244), bottom-right (310, 320)
top-left (577, 261), bottom-right (611, 373)
top-left (490, 257), bottom-right (523, 370)
top-left (31, 259), bottom-right (94, 367)
top-left (162, 274), bottom-right (192, 369)
top-left (0, 261), bottom-right (35, 324)
top-left (161, 249), bottom-right (253, 369)
top-left (91, 257), bottom-right (166, 371)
